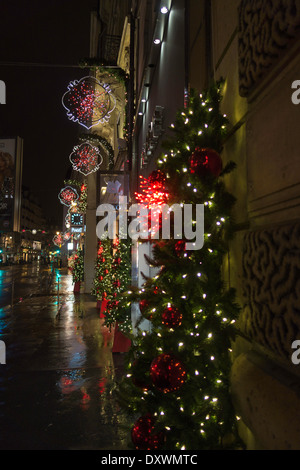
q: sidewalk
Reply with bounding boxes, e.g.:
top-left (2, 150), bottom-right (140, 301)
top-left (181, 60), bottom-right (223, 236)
top-left (0, 267), bottom-right (130, 450)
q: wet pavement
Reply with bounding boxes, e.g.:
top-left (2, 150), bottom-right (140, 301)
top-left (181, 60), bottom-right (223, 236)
top-left (0, 263), bottom-right (130, 450)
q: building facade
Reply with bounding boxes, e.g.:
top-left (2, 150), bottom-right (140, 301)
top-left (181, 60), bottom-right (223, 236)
top-left (76, 0), bottom-right (300, 449)
top-left (115, 0), bottom-right (300, 450)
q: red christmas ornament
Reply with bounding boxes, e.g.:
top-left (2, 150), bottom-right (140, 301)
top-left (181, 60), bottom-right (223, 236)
top-left (162, 306), bottom-right (182, 328)
top-left (131, 415), bottom-right (164, 450)
top-left (148, 169), bottom-right (167, 185)
top-left (150, 353), bottom-right (187, 393)
top-left (174, 240), bottom-right (186, 255)
top-left (139, 299), bottom-right (149, 312)
top-left (190, 147), bottom-right (222, 178)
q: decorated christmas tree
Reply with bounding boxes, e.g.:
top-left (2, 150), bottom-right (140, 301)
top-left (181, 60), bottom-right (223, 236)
top-left (72, 248), bottom-right (84, 283)
top-left (116, 81), bottom-right (242, 450)
top-left (104, 237), bottom-right (132, 334)
top-left (92, 238), bottom-right (113, 303)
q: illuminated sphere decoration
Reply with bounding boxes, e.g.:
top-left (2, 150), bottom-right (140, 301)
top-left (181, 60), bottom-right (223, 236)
top-left (161, 306), bottom-right (183, 328)
top-left (58, 186), bottom-right (79, 207)
top-left (131, 414), bottom-right (165, 450)
top-left (69, 142), bottom-right (103, 176)
top-left (62, 76), bottom-right (116, 129)
top-left (190, 147), bottom-right (222, 178)
top-left (150, 353), bottom-right (187, 393)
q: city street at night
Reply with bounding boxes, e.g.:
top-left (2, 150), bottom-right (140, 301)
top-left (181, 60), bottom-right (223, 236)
top-left (0, 262), bottom-right (128, 450)
top-left (1, 0), bottom-right (300, 453)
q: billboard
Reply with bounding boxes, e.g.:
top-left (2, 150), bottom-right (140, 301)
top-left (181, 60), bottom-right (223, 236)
top-left (0, 137), bottom-right (23, 232)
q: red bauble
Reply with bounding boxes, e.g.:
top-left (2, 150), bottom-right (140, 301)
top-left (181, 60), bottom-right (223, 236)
top-left (190, 147), bottom-right (222, 178)
top-left (148, 169), bottom-right (167, 185)
top-left (139, 299), bottom-right (149, 313)
top-left (162, 306), bottom-right (182, 328)
top-left (174, 240), bottom-right (186, 255)
top-left (131, 415), bottom-right (164, 450)
top-left (150, 353), bottom-right (187, 393)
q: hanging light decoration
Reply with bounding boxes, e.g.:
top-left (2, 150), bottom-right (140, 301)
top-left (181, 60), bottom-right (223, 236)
top-left (69, 141), bottom-right (103, 175)
top-left (53, 233), bottom-right (63, 247)
top-left (58, 186), bottom-right (79, 207)
top-left (62, 76), bottom-right (116, 129)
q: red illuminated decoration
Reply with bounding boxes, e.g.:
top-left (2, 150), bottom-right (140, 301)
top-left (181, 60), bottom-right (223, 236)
top-left (139, 299), bottom-right (149, 313)
top-left (174, 240), bottom-right (186, 256)
top-left (135, 170), bottom-right (169, 237)
top-left (161, 306), bottom-right (183, 328)
top-left (135, 170), bottom-right (168, 207)
top-left (190, 147), bottom-right (222, 178)
top-left (69, 142), bottom-right (103, 175)
top-left (63, 231), bottom-right (71, 241)
top-left (150, 353), bottom-right (187, 393)
top-left (62, 76), bottom-right (116, 129)
top-left (131, 414), bottom-right (165, 450)
top-left (53, 233), bottom-right (63, 247)
top-left (58, 186), bottom-right (79, 207)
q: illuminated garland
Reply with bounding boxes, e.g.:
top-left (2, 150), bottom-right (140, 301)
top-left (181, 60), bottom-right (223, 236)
top-left (78, 59), bottom-right (129, 87)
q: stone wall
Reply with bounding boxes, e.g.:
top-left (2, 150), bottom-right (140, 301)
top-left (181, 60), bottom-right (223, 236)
top-left (210, 0), bottom-right (300, 449)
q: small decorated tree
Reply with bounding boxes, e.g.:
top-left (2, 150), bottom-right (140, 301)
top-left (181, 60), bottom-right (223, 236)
top-left (92, 238), bottom-right (113, 304)
top-left (104, 237), bottom-right (132, 334)
top-left (72, 248), bottom-right (84, 287)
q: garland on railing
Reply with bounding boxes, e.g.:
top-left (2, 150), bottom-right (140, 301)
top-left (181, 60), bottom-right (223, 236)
top-left (78, 58), bottom-right (129, 86)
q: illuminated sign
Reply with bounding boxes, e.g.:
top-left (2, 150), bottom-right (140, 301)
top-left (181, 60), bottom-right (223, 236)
top-left (71, 213), bottom-right (83, 226)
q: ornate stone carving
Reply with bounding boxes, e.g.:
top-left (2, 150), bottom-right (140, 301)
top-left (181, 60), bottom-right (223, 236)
top-left (242, 222), bottom-right (300, 361)
top-left (238, 0), bottom-right (300, 97)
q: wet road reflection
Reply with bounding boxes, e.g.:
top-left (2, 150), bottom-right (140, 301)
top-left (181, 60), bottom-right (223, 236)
top-left (0, 265), bottom-right (129, 450)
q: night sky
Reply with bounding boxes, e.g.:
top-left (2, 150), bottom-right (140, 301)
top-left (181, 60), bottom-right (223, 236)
top-left (0, 0), bottom-right (98, 225)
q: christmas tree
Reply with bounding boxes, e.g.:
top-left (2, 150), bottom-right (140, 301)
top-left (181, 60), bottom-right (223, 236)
top-left (72, 248), bottom-right (84, 283)
top-left (92, 238), bottom-right (113, 303)
top-left (104, 237), bottom-right (132, 334)
top-left (116, 81), bottom-right (242, 450)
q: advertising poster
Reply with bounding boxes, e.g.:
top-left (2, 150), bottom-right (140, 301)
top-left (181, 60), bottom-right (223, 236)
top-left (0, 137), bottom-right (22, 232)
